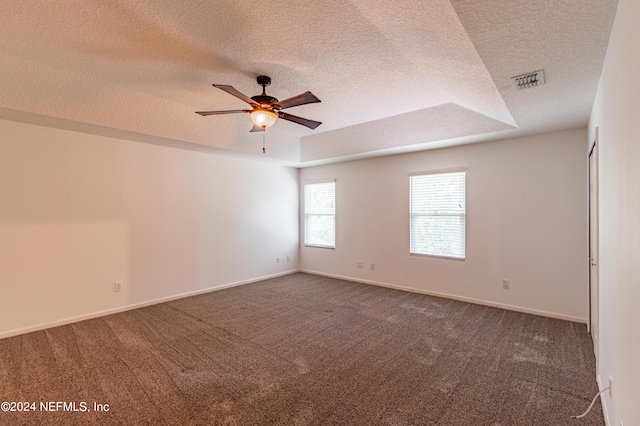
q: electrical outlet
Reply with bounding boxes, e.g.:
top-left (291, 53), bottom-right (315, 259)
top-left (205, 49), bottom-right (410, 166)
top-left (502, 279), bottom-right (510, 289)
top-left (609, 375), bottom-right (613, 399)
top-left (114, 282), bottom-right (122, 292)
top-left (276, 257), bottom-right (280, 264)
top-left (357, 261), bottom-right (364, 268)
top-left (287, 255), bottom-right (291, 262)
top-left (370, 262), bottom-right (376, 270)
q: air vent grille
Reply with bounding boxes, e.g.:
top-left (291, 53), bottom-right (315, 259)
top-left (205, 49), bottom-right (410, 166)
top-left (511, 70), bottom-right (545, 90)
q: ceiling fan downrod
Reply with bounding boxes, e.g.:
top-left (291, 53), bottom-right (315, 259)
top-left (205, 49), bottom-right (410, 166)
top-left (256, 75), bottom-right (271, 95)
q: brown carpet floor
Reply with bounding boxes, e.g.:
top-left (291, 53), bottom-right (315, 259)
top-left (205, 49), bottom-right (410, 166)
top-left (0, 273), bottom-right (603, 425)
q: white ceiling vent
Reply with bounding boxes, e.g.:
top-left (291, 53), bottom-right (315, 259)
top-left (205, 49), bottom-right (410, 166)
top-left (511, 70), bottom-right (545, 90)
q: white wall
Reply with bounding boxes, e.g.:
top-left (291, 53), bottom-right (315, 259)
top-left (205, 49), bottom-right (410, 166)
top-left (588, 0), bottom-right (640, 424)
top-left (300, 129), bottom-right (588, 321)
top-left (0, 119), bottom-right (299, 338)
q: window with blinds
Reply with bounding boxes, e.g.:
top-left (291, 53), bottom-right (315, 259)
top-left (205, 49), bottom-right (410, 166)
top-left (410, 170), bottom-right (466, 259)
top-left (304, 181), bottom-right (336, 248)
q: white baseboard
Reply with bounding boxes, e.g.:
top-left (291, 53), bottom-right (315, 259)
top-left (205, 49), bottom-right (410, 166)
top-left (0, 270), bottom-right (297, 340)
top-left (300, 269), bottom-right (588, 324)
top-left (597, 375), bottom-right (611, 426)
top-left (2, 268), bottom-right (588, 340)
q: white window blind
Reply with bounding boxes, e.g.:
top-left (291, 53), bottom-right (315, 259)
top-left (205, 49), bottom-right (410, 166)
top-left (304, 181), bottom-right (336, 248)
top-left (410, 170), bottom-right (466, 259)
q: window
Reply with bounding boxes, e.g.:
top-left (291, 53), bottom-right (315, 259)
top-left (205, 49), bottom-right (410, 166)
top-left (304, 181), bottom-right (336, 248)
top-left (410, 169), bottom-right (466, 259)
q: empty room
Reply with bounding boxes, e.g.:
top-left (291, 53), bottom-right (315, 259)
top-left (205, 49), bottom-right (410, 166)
top-left (1, 0), bottom-right (638, 425)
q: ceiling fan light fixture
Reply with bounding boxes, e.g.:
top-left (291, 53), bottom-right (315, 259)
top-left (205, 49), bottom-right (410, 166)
top-left (250, 108), bottom-right (278, 128)
top-left (197, 76), bottom-right (322, 135)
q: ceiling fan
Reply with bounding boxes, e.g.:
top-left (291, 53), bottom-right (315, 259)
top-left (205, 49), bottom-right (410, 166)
top-left (196, 75), bottom-right (322, 132)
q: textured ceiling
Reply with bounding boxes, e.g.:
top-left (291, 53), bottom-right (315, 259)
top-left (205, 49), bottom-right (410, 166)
top-left (0, 0), bottom-right (617, 166)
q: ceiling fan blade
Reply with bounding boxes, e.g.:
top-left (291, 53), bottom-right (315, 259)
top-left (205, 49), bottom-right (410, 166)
top-left (195, 109), bottom-right (250, 116)
top-left (249, 124), bottom-right (265, 133)
top-left (278, 112), bottom-right (322, 130)
top-left (277, 91), bottom-right (321, 110)
top-left (212, 84), bottom-right (258, 106)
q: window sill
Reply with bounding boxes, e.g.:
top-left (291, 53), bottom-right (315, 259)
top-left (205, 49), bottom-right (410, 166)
top-left (304, 244), bottom-right (336, 249)
top-left (410, 252), bottom-right (465, 261)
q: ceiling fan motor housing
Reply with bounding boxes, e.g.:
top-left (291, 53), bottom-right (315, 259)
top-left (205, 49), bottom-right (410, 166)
top-left (251, 95), bottom-right (278, 107)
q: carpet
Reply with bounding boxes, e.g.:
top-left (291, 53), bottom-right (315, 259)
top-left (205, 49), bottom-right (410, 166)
top-left (0, 273), bottom-right (603, 425)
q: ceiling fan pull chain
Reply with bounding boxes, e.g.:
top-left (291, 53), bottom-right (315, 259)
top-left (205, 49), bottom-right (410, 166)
top-left (262, 130), bottom-right (266, 153)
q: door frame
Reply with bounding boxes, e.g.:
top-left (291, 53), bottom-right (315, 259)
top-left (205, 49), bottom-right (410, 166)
top-left (588, 128), bottom-right (599, 360)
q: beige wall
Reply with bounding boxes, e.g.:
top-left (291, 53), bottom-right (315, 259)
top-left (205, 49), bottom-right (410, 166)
top-left (588, 0), bottom-right (640, 424)
top-left (300, 129), bottom-right (588, 321)
top-left (0, 119), bottom-right (300, 338)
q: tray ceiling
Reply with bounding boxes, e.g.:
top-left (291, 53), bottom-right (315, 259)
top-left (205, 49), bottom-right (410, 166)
top-left (0, 0), bottom-right (617, 166)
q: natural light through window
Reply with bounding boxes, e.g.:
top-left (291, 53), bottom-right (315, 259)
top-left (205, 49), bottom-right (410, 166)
top-left (410, 170), bottom-right (466, 259)
top-left (304, 181), bottom-right (336, 248)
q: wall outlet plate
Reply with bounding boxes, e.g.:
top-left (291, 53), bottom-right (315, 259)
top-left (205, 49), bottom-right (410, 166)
top-left (114, 282), bottom-right (122, 292)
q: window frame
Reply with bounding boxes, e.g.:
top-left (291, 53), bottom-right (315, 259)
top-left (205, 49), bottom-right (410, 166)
top-left (303, 179), bottom-right (336, 249)
top-left (409, 167), bottom-right (467, 260)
